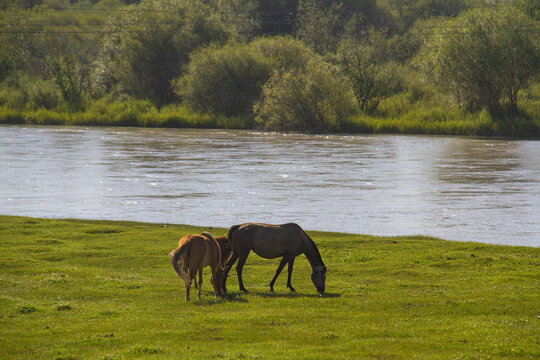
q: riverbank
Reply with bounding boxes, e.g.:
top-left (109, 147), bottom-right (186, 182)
top-left (1, 215), bottom-right (538, 359)
top-left (1, 100), bottom-right (539, 138)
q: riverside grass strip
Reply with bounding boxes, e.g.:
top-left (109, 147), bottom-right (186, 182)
top-left (0, 215), bottom-right (538, 359)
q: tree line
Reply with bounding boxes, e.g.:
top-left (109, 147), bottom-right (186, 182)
top-left (0, 0), bottom-right (539, 135)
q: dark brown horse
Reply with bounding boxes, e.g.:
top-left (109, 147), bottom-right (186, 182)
top-left (169, 232), bottom-right (223, 301)
top-left (214, 236), bottom-right (232, 266)
top-left (223, 223), bottom-right (327, 294)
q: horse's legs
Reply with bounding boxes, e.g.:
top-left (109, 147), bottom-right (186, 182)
top-left (236, 252), bottom-right (249, 292)
top-left (193, 269), bottom-right (199, 290)
top-left (210, 266), bottom-right (220, 298)
top-left (287, 258), bottom-right (296, 292)
top-left (185, 278), bottom-right (192, 301)
top-left (223, 251), bottom-right (239, 293)
top-left (197, 268), bottom-right (203, 300)
top-left (269, 257), bottom-right (288, 292)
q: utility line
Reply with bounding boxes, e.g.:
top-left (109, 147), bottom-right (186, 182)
top-left (1, 20), bottom-right (537, 30)
top-left (1, 28), bottom-right (538, 35)
top-left (2, 3), bottom-right (518, 13)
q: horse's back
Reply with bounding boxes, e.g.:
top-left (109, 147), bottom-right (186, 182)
top-left (232, 223), bottom-right (305, 259)
top-left (179, 233), bottom-right (220, 268)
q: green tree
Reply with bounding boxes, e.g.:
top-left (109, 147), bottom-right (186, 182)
top-left (390, 0), bottom-right (467, 29)
top-left (296, 0), bottom-right (342, 54)
top-left (254, 61), bottom-right (357, 133)
top-left (419, 6), bottom-right (540, 114)
top-left (176, 37), bottom-right (315, 116)
top-left (217, 0), bottom-right (260, 39)
top-left (336, 39), bottom-right (402, 113)
top-left (175, 42), bottom-right (270, 116)
top-left (109, 0), bottom-right (228, 105)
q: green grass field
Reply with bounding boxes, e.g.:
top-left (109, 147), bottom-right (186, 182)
top-left (0, 215), bottom-right (538, 359)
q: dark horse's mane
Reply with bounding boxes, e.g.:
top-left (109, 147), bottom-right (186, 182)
top-left (227, 224), bottom-right (241, 246)
top-left (300, 229), bottom-right (325, 266)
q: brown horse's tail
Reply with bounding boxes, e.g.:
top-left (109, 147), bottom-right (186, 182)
top-left (169, 241), bottom-right (191, 279)
top-left (227, 225), bottom-right (241, 249)
top-left (201, 231), bottom-right (216, 242)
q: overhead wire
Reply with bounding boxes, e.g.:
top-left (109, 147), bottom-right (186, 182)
top-left (1, 4), bottom-right (538, 36)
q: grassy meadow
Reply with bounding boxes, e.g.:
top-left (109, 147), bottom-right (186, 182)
top-left (0, 215), bottom-right (538, 359)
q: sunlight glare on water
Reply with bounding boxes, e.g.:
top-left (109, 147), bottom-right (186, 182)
top-left (1, 126), bottom-right (539, 246)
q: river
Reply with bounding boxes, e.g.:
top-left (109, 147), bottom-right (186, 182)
top-left (1, 125), bottom-right (538, 246)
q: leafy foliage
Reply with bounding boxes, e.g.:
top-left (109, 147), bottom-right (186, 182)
top-left (0, 0), bottom-right (539, 135)
top-left (176, 37), bottom-right (315, 116)
top-left (419, 6), bottom-right (540, 114)
top-left (337, 39), bottom-right (402, 113)
top-left (254, 61), bottom-right (357, 132)
top-left (108, 0), bottom-right (229, 105)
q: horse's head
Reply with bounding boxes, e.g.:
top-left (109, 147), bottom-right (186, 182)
top-left (311, 266), bottom-right (327, 294)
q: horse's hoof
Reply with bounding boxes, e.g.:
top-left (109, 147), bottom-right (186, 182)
top-left (289, 287), bottom-right (296, 292)
top-left (240, 288), bottom-right (249, 293)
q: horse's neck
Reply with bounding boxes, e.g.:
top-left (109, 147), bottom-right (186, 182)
top-left (302, 239), bottom-right (324, 270)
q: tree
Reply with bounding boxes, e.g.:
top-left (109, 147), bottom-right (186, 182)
top-left (217, 0), bottom-right (260, 40)
top-left (176, 37), bottom-right (315, 116)
top-left (109, 0), bottom-right (229, 105)
top-left (296, 0), bottom-right (343, 54)
top-left (419, 6), bottom-right (540, 114)
top-left (0, 5), bottom-right (100, 107)
top-left (254, 60), bottom-right (357, 133)
top-left (336, 39), bottom-right (402, 113)
top-left (175, 42), bottom-right (270, 116)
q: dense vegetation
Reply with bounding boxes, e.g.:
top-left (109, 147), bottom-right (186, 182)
top-left (0, 215), bottom-right (538, 359)
top-left (1, 0), bottom-right (539, 136)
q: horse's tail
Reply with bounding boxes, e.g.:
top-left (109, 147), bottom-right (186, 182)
top-left (227, 224), bottom-right (241, 248)
top-left (201, 231), bottom-right (216, 242)
top-left (169, 241), bottom-right (191, 279)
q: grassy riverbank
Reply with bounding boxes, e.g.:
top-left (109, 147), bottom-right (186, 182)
top-left (1, 98), bottom-right (539, 138)
top-left (0, 215), bottom-right (538, 359)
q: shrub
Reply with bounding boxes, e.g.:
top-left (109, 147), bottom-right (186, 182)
top-left (27, 80), bottom-right (63, 110)
top-left (176, 37), bottom-right (317, 117)
top-left (419, 6), bottom-right (540, 114)
top-left (336, 39), bottom-right (403, 114)
top-left (175, 42), bottom-right (270, 116)
top-left (109, 0), bottom-right (229, 105)
top-left (254, 61), bottom-right (357, 133)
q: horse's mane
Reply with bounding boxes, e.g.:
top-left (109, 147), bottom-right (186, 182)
top-left (301, 229), bottom-right (325, 267)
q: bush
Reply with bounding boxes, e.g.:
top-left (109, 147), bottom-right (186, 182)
top-left (175, 42), bottom-right (270, 116)
top-left (176, 37), bottom-right (317, 117)
top-left (109, 0), bottom-right (229, 105)
top-left (336, 39), bottom-right (403, 114)
top-left (419, 6), bottom-right (540, 114)
top-left (27, 80), bottom-right (63, 110)
top-left (254, 61), bottom-right (357, 133)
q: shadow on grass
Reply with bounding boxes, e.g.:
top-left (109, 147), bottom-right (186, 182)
top-left (252, 290), bottom-right (341, 299)
top-left (192, 292), bottom-right (249, 306)
top-left (192, 290), bottom-right (340, 305)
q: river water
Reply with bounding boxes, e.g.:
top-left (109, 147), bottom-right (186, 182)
top-left (1, 125), bottom-right (538, 246)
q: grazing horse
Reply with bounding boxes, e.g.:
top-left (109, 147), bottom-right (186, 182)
top-left (214, 236), bottom-right (232, 265)
top-left (223, 223), bottom-right (327, 294)
top-left (169, 232), bottom-right (223, 301)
